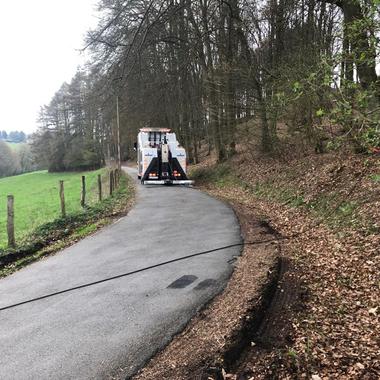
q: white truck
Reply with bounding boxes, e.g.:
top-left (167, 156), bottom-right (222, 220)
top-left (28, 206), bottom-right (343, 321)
top-left (135, 128), bottom-right (193, 185)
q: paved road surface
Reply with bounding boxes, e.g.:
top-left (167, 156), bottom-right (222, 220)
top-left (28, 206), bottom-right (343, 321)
top-left (0, 167), bottom-right (241, 379)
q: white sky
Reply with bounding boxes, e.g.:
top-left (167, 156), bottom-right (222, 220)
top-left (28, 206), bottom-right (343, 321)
top-left (0, 0), bottom-right (99, 134)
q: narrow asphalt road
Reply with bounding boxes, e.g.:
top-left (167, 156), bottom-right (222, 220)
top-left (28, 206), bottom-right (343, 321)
top-left (0, 167), bottom-right (241, 380)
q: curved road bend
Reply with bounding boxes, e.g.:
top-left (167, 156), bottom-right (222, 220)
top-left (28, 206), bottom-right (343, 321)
top-left (0, 166), bottom-right (241, 380)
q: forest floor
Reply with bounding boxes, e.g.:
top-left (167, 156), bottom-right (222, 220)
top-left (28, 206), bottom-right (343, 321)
top-left (132, 145), bottom-right (379, 380)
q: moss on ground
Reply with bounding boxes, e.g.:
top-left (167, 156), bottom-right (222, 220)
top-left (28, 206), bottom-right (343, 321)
top-left (191, 162), bottom-right (371, 232)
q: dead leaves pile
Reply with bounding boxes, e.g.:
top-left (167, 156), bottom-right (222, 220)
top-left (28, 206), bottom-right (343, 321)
top-left (228, 151), bottom-right (380, 379)
top-left (133, 150), bottom-right (379, 380)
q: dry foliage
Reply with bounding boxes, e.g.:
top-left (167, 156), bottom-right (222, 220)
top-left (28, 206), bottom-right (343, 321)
top-left (132, 149), bottom-right (379, 380)
top-left (218, 150), bottom-right (380, 379)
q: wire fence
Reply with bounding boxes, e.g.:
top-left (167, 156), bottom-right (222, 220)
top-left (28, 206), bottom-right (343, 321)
top-left (0, 167), bottom-right (122, 250)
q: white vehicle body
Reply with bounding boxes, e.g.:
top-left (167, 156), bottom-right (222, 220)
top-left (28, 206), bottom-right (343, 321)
top-left (136, 128), bottom-right (192, 185)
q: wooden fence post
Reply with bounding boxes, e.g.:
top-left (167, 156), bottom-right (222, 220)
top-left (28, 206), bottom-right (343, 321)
top-left (116, 168), bottom-right (121, 187)
top-left (81, 175), bottom-right (86, 207)
top-left (59, 180), bottom-right (66, 217)
top-left (7, 195), bottom-right (15, 248)
top-left (98, 174), bottom-right (102, 202)
top-left (110, 170), bottom-right (114, 196)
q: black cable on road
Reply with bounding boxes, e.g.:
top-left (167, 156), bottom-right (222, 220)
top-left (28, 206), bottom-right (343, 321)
top-left (0, 156), bottom-right (370, 311)
top-left (1, 162), bottom-right (371, 314)
top-left (0, 238), bottom-right (279, 313)
top-left (0, 155), bottom-right (372, 380)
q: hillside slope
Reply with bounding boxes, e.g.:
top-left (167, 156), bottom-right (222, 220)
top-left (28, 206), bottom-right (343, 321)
top-left (133, 147), bottom-right (379, 379)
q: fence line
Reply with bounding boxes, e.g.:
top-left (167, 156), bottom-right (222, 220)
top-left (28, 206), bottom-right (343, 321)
top-left (98, 174), bottom-right (102, 202)
top-left (7, 195), bottom-right (15, 248)
top-left (81, 176), bottom-right (86, 208)
top-left (1, 168), bottom-right (122, 249)
top-left (59, 180), bottom-right (65, 217)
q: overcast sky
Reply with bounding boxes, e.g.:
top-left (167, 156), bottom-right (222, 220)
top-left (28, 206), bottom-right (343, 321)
top-left (0, 0), bottom-right (99, 134)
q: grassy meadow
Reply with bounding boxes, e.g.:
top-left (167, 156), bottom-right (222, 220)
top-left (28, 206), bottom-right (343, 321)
top-left (5, 142), bottom-right (26, 151)
top-left (0, 169), bottom-right (108, 248)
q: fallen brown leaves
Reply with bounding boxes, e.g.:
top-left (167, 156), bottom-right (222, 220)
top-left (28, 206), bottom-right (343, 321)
top-left (133, 149), bottom-right (379, 380)
top-left (226, 150), bottom-right (380, 379)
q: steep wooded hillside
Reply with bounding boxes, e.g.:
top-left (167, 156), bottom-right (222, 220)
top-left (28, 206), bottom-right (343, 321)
top-left (32, 1), bottom-right (380, 171)
top-left (132, 141), bottom-right (379, 379)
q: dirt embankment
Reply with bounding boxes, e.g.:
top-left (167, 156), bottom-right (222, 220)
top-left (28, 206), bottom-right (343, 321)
top-left (133, 149), bottom-right (379, 380)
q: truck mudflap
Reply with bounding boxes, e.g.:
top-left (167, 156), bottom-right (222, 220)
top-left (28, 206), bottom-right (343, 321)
top-left (142, 179), bottom-right (194, 185)
top-left (141, 155), bottom-right (193, 185)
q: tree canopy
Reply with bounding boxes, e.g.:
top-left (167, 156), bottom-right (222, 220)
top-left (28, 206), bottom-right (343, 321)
top-left (32, 0), bottom-right (380, 170)
top-left (0, 130), bottom-right (27, 143)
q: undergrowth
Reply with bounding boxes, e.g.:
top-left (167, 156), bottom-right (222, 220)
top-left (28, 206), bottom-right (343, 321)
top-left (191, 163), bottom-right (370, 232)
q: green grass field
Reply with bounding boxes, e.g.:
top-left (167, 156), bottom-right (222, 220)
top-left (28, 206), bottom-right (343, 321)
top-left (0, 169), bottom-right (108, 248)
top-left (5, 141), bottom-right (26, 151)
